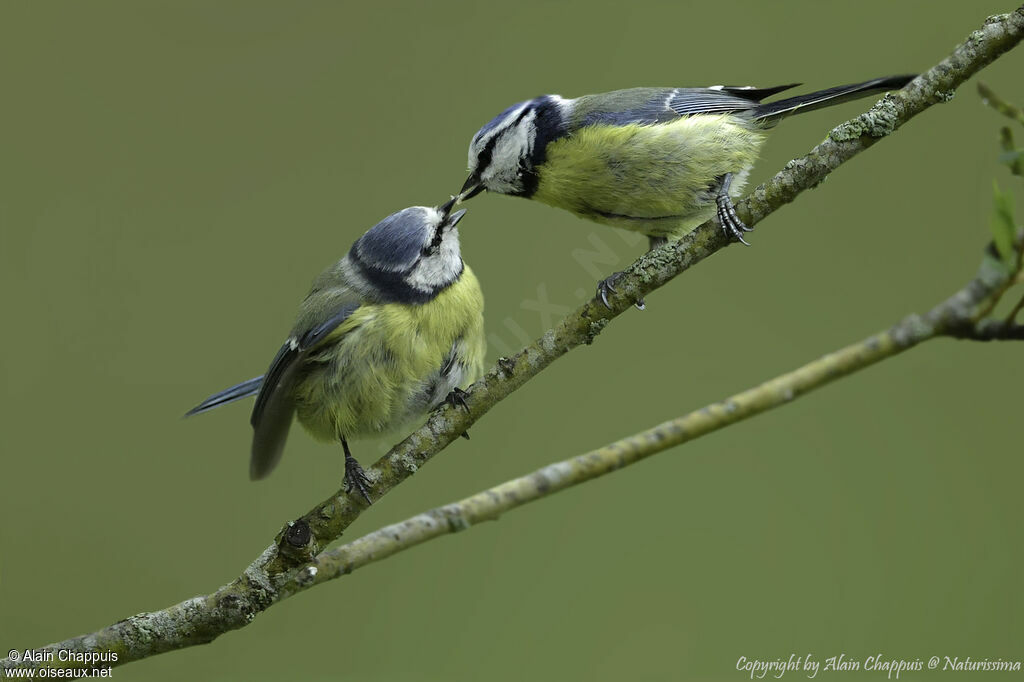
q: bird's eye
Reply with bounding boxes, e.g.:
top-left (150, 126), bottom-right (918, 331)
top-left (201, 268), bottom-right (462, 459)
top-left (422, 229), bottom-right (445, 256)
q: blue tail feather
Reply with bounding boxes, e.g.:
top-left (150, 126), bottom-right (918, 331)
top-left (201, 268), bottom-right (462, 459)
top-left (185, 376), bottom-right (264, 417)
top-left (753, 75), bottom-right (915, 124)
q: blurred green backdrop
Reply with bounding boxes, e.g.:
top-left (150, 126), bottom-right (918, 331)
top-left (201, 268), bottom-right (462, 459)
top-left (1, 2), bottom-right (1021, 680)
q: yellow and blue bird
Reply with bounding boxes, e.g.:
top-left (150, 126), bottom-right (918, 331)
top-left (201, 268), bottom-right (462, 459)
top-left (459, 75), bottom-right (914, 305)
top-left (186, 199), bottom-right (486, 501)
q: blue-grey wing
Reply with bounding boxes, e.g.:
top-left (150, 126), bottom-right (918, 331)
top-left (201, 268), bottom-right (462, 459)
top-left (576, 84), bottom-right (800, 127)
top-left (669, 84), bottom-right (801, 116)
top-left (249, 302), bottom-right (360, 480)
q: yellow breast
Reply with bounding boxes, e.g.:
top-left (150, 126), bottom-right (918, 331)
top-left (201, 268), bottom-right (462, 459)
top-left (293, 266), bottom-right (486, 442)
top-left (533, 115), bottom-right (766, 238)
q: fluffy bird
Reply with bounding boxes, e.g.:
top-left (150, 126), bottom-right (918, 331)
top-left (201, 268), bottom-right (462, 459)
top-left (459, 75), bottom-right (914, 305)
top-left (186, 199), bottom-right (486, 501)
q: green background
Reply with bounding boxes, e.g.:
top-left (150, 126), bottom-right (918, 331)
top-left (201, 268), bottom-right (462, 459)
top-left (2, 2), bottom-right (1021, 680)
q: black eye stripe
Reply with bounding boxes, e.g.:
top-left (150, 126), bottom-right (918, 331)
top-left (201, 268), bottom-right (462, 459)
top-left (424, 226), bottom-right (445, 252)
top-left (476, 104), bottom-right (535, 169)
top-left (476, 137), bottom-right (497, 173)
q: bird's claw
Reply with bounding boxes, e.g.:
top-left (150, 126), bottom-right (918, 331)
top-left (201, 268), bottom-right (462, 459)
top-left (596, 273), bottom-right (620, 309)
top-left (344, 455), bottom-right (372, 504)
top-left (716, 174), bottom-right (753, 245)
top-left (596, 273), bottom-right (644, 310)
top-left (446, 387), bottom-right (471, 413)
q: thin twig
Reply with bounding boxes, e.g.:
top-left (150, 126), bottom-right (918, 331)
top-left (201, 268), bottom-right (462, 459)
top-left (979, 80), bottom-right (1024, 126)
top-left (1006, 294), bottom-right (1024, 323)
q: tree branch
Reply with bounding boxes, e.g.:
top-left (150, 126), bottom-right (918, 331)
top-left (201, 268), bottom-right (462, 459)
top-left (281, 242), bottom-right (1024, 596)
top-left (4, 5), bottom-right (1023, 674)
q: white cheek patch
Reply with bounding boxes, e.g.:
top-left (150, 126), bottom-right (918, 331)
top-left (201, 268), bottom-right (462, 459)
top-left (468, 102), bottom-right (531, 171)
top-left (406, 229), bottom-right (463, 292)
top-left (482, 109), bottom-right (537, 194)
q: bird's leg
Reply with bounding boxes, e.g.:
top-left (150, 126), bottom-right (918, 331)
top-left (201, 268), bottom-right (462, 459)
top-left (444, 387), bottom-right (471, 440)
top-left (340, 437), bottom-right (372, 504)
top-left (715, 173), bottom-right (753, 245)
top-left (445, 387), bottom-right (470, 413)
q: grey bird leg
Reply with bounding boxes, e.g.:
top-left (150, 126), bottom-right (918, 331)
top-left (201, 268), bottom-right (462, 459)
top-left (716, 173), bottom-right (753, 245)
top-left (341, 437), bottom-right (372, 504)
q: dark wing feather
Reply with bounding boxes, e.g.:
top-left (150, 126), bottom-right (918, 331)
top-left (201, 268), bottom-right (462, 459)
top-left (665, 87), bottom-right (793, 117)
top-left (250, 342), bottom-right (297, 430)
top-left (715, 83), bottom-right (801, 102)
top-left (298, 303), bottom-right (362, 349)
top-left (576, 85), bottom-right (801, 128)
top-left (751, 75), bottom-right (915, 124)
top-left (248, 340), bottom-right (300, 480)
top-left (249, 302), bottom-right (360, 480)
top-left (573, 77), bottom-right (911, 129)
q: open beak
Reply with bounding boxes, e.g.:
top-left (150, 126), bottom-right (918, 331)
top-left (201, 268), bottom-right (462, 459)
top-left (439, 195), bottom-right (458, 217)
top-left (438, 196), bottom-right (467, 228)
top-left (447, 208), bottom-right (468, 227)
top-left (459, 173), bottom-right (485, 202)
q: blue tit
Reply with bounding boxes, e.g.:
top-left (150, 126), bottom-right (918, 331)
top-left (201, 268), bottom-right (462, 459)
top-left (459, 76), bottom-right (914, 305)
top-left (186, 198), bottom-right (486, 502)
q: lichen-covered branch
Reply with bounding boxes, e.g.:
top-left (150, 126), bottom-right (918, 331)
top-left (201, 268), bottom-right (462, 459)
top-left (4, 6), bottom-right (1023, 674)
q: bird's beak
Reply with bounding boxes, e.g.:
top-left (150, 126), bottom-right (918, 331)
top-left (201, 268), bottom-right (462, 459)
top-left (447, 208), bottom-right (468, 228)
top-left (459, 173), bottom-right (485, 202)
top-left (437, 196), bottom-right (467, 228)
top-left (439, 195), bottom-right (458, 217)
